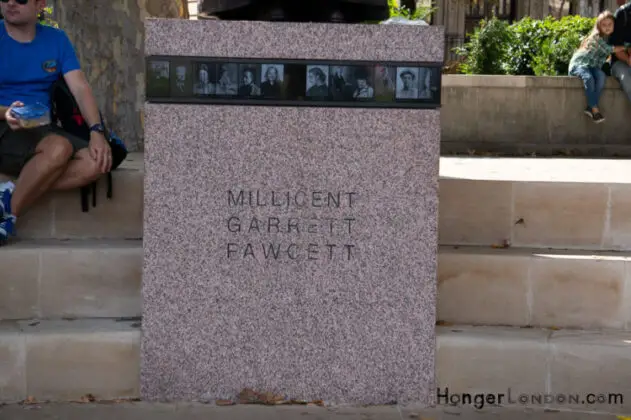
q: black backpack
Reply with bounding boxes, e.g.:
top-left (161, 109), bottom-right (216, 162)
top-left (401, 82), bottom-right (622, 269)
top-left (49, 78), bottom-right (128, 212)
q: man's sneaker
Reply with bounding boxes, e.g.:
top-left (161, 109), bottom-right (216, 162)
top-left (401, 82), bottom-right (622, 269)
top-left (0, 215), bottom-right (15, 245)
top-left (592, 112), bottom-right (605, 123)
top-left (584, 107), bottom-right (593, 118)
top-left (0, 181), bottom-right (14, 218)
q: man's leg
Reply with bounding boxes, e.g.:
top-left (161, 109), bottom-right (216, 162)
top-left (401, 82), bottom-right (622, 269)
top-left (611, 60), bottom-right (631, 103)
top-left (45, 126), bottom-right (102, 191)
top-left (9, 134), bottom-right (73, 217)
top-left (0, 126), bottom-right (102, 243)
top-left (51, 147), bottom-right (102, 191)
top-left (0, 126), bottom-right (72, 241)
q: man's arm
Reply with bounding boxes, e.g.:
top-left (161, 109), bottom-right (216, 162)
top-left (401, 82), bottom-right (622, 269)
top-left (0, 106), bottom-right (8, 121)
top-left (63, 69), bottom-right (102, 128)
top-left (611, 10), bottom-right (631, 63)
top-left (614, 46), bottom-right (630, 63)
top-left (56, 29), bottom-right (111, 173)
top-left (63, 69), bottom-right (111, 173)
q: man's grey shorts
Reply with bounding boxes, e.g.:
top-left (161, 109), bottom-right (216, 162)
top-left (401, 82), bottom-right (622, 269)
top-left (0, 121), bottom-right (89, 177)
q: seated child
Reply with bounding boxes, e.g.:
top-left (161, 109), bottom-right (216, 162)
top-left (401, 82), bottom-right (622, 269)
top-left (569, 10), bottom-right (626, 123)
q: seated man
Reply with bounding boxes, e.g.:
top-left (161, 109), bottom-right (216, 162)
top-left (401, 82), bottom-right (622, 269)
top-left (609, 0), bottom-right (631, 102)
top-left (0, 0), bottom-right (112, 244)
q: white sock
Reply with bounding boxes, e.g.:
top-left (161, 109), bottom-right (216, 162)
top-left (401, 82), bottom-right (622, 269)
top-left (1, 181), bottom-right (15, 192)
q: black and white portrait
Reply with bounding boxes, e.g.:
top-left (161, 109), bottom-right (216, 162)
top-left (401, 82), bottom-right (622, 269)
top-left (396, 67), bottom-right (419, 99)
top-left (170, 62), bottom-right (192, 97)
top-left (215, 63), bottom-right (238, 96)
top-left (238, 65), bottom-right (262, 97)
top-left (374, 65), bottom-right (396, 101)
top-left (305, 65), bottom-right (329, 98)
top-left (147, 60), bottom-right (170, 97)
top-left (329, 66), bottom-right (374, 101)
top-left (193, 63), bottom-right (216, 96)
top-left (329, 66), bottom-right (350, 100)
top-left (260, 64), bottom-right (284, 98)
top-left (150, 60), bottom-right (169, 79)
top-left (351, 66), bottom-right (374, 100)
top-left (417, 66), bottom-right (433, 99)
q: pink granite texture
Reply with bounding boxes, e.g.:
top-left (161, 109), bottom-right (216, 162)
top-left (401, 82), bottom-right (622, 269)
top-left (142, 19), bottom-right (443, 406)
top-left (144, 19), bottom-right (444, 62)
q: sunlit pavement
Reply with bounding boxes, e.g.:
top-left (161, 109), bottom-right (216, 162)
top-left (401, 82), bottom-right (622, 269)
top-left (0, 402), bottom-right (626, 420)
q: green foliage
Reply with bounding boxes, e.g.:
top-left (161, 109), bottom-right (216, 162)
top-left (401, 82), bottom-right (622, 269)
top-left (39, 6), bottom-right (59, 28)
top-left (454, 17), bottom-right (514, 75)
top-left (388, 0), bottom-right (434, 22)
top-left (456, 15), bottom-right (596, 75)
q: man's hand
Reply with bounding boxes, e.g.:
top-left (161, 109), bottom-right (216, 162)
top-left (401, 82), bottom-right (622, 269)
top-left (88, 131), bottom-right (112, 174)
top-left (5, 101), bottom-right (24, 130)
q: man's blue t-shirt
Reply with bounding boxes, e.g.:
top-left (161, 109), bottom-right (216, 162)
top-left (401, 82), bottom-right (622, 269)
top-left (0, 22), bottom-right (81, 107)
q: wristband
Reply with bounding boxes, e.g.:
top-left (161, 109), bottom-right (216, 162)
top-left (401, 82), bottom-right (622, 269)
top-left (89, 123), bottom-right (105, 134)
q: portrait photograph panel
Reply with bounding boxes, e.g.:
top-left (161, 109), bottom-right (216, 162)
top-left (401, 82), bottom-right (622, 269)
top-left (305, 65), bottom-right (330, 99)
top-left (146, 60), bottom-right (170, 97)
top-left (193, 62), bottom-right (218, 96)
top-left (424, 66), bottom-right (441, 100)
top-left (214, 63), bottom-right (239, 96)
top-left (417, 66), bottom-right (434, 99)
top-left (170, 61), bottom-right (193, 97)
top-left (329, 65), bottom-right (374, 101)
top-left (395, 67), bottom-right (420, 100)
top-left (373, 65), bottom-right (396, 101)
top-left (238, 64), bottom-right (262, 97)
top-left (260, 64), bottom-right (285, 99)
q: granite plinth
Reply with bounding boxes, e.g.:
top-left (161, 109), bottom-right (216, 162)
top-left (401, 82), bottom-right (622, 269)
top-left (142, 19), bottom-right (442, 406)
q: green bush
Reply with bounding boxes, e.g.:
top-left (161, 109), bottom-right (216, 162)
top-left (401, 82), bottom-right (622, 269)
top-left (39, 7), bottom-right (59, 28)
top-left (454, 17), bottom-right (514, 75)
top-left (388, 0), bottom-right (434, 22)
top-left (455, 15), bottom-right (596, 76)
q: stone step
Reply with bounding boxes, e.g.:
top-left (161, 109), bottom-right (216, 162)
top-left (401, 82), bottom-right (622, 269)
top-left (0, 319), bottom-right (140, 403)
top-left (5, 241), bottom-right (626, 330)
top-left (8, 154), bottom-right (631, 251)
top-left (0, 240), bottom-right (141, 321)
top-left (439, 157), bottom-right (631, 251)
top-left (0, 153), bottom-right (143, 240)
top-left (438, 246), bottom-right (631, 331)
top-left (2, 322), bottom-right (630, 415)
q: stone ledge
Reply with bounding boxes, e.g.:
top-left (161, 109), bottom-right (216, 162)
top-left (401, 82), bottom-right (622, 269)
top-left (438, 164), bottom-right (631, 250)
top-left (0, 153), bottom-right (144, 240)
top-left (438, 246), bottom-right (631, 330)
top-left (3, 322), bottom-right (631, 415)
top-left (440, 75), bottom-right (631, 154)
top-left (0, 319), bottom-right (140, 403)
top-left (442, 74), bottom-right (623, 90)
top-left (0, 240), bottom-right (142, 321)
top-left (437, 325), bottom-right (631, 414)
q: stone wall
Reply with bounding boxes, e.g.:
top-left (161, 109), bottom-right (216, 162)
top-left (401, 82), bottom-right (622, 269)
top-left (441, 75), bottom-right (631, 157)
top-left (52, 0), bottom-right (186, 152)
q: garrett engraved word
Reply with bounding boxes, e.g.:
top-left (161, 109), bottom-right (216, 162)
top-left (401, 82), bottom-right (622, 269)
top-left (226, 189), bottom-right (358, 262)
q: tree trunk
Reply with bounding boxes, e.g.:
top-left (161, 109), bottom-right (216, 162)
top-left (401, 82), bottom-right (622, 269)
top-left (52, 0), bottom-right (188, 151)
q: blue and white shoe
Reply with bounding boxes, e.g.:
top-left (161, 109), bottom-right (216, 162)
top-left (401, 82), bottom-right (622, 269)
top-left (0, 181), bottom-right (14, 218)
top-left (0, 215), bottom-right (15, 245)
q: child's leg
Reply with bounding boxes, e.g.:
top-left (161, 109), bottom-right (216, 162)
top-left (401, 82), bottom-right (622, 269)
top-left (570, 66), bottom-right (599, 112)
top-left (589, 67), bottom-right (607, 110)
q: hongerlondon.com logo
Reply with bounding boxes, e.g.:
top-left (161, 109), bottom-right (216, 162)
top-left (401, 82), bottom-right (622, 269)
top-left (437, 387), bottom-right (624, 410)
